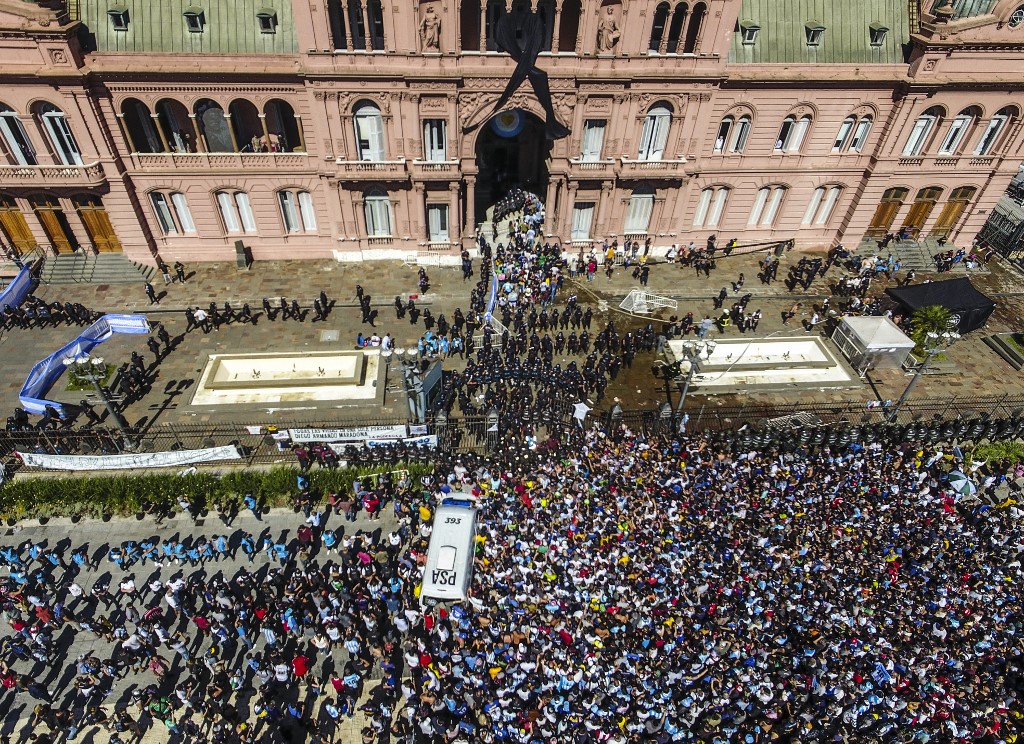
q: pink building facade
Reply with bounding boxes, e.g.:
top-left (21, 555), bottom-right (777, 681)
top-left (0, 0), bottom-right (1020, 267)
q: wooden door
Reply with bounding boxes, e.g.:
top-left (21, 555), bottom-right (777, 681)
top-left (865, 187), bottom-right (908, 237)
top-left (30, 195), bottom-right (76, 254)
top-left (74, 195), bottom-right (122, 252)
top-left (0, 195), bottom-right (38, 252)
top-left (929, 186), bottom-right (976, 239)
top-left (901, 187), bottom-right (943, 236)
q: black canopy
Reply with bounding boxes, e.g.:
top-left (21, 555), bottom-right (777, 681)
top-left (885, 278), bottom-right (996, 334)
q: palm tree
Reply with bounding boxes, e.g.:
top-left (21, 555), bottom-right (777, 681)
top-left (909, 304), bottom-right (952, 355)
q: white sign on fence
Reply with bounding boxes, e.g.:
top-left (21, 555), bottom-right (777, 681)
top-left (17, 445), bottom-right (242, 471)
top-left (288, 426), bottom-right (407, 443)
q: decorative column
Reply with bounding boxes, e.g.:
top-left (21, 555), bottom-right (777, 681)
top-left (147, 114), bottom-right (170, 153)
top-left (658, 20), bottom-right (670, 54)
top-left (479, 0), bottom-right (487, 51)
top-left (414, 182), bottom-right (427, 241)
top-left (189, 114), bottom-right (206, 152)
top-left (361, 1), bottom-right (372, 50)
top-left (115, 113), bottom-right (138, 154)
top-left (258, 113), bottom-right (271, 151)
top-left (566, 181), bottom-right (579, 242)
top-left (449, 181), bottom-right (461, 243)
top-left (222, 114), bottom-right (241, 153)
top-left (551, 0), bottom-right (562, 51)
top-left (595, 179), bottom-right (613, 237)
top-left (464, 173), bottom-right (476, 236)
top-left (294, 115), bottom-right (307, 152)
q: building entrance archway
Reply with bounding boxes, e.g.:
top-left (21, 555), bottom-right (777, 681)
top-left (473, 109), bottom-right (550, 224)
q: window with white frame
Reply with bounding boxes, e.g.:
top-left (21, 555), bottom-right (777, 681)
top-left (938, 110), bottom-right (975, 155)
top-left (973, 107), bottom-right (1013, 156)
top-left (748, 186), bottom-right (786, 226)
top-left (638, 104), bottom-right (671, 161)
top-left (580, 120), bottom-right (606, 162)
top-left (278, 190), bottom-right (317, 233)
top-left (850, 116), bottom-right (872, 152)
top-left (805, 21), bottom-right (824, 46)
top-left (694, 186), bottom-right (729, 228)
top-left (624, 188), bottom-right (655, 233)
top-left (363, 190), bottom-right (392, 236)
top-left (427, 204), bottom-right (449, 242)
top-left (571, 202), bottom-right (594, 240)
top-left (0, 106), bottom-right (35, 165)
top-left (775, 115), bottom-right (810, 153)
top-left (216, 190), bottom-right (257, 234)
top-left (802, 185), bottom-right (843, 225)
top-left (902, 109), bottom-right (940, 157)
top-left (37, 103), bottom-right (82, 166)
top-left (714, 117), bottom-right (732, 153)
top-left (739, 20), bottom-right (759, 44)
top-left (869, 22), bottom-right (888, 47)
top-left (728, 116), bottom-right (751, 153)
top-left (354, 103), bottom-right (386, 161)
top-left (423, 119), bottom-right (446, 162)
top-left (150, 191), bottom-right (196, 235)
top-left (832, 116), bottom-right (855, 152)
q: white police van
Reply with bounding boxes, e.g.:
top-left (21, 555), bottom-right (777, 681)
top-left (420, 496), bottom-right (478, 608)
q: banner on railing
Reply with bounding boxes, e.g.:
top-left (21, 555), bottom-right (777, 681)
top-left (19, 313), bottom-right (151, 416)
top-left (327, 434), bottom-right (437, 454)
top-left (16, 444), bottom-right (242, 471)
top-left (288, 425), bottom-right (408, 442)
top-left (0, 265), bottom-right (34, 311)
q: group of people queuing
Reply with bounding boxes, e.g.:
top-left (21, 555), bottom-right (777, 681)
top-left (183, 291), bottom-right (334, 334)
top-left (1, 297), bottom-right (98, 331)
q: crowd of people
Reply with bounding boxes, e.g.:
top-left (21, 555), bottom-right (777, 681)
top-left (2, 417), bottom-right (1022, 743)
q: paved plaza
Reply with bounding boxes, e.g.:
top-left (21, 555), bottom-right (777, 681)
top-left (1, 242), bottom-right (1023, 434)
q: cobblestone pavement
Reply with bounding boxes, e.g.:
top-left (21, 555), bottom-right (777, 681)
top-left (0, 504), bottom-right (391, 743)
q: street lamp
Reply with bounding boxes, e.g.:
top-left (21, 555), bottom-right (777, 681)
top-left (653, 339), bottom-right (717, 420)
top-left (887, 330), bottom-right (960, 422)
top-left (63, 353), bottom-right (136, 450)
top-left (380, 348), bottom-right (393, 406)
top-left (389, 347), bottom-right (425, 423)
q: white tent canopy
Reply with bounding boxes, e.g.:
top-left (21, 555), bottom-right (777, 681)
top-left (831, 315), bottom-right (915, 373)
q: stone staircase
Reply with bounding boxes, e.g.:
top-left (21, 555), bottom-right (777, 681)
top-left (40, 252), bottom-right (156, 285)
top-left (851, 235), bottom-right (988, 275)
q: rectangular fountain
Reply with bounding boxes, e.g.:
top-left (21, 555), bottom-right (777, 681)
top-left (665, 336), bottom-right (861, 394)
top-left (192, 350), bottom-right (382, 406)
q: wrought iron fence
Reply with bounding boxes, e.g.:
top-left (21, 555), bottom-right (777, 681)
top-left (4, 392), bottom-right (1024, 471)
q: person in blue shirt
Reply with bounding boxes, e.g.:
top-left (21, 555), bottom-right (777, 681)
top-left (243, 492), bottom-right (261, 520)
top-left (240, 535), bottom-right (256, 562)
top-left (322, 529), bottom-right (337, 554)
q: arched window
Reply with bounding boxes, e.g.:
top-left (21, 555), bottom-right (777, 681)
top-left (938, 108), bottom-right (978, 156)
top-left (120, 99), bottom-right (162, 153)
top-left (0, 105), bottom-right (36, 165)
top-left (648, 3), bottom-right (670, 53)
top-left (832, 116), bottom-right (856, 152)
top-left (666, 3), bottom-right (689, 53)
top-left (150, 191), bottom-right (196, 235)
top-left (624, 186), bottom-right (655, 233)
top-left (353, 103), bottom-right (386, 161)
top-left (714, 117), bottom-right (732, 153)
top-left (682, 2), bottom-right (705, 53)
top-left (850, 115), bottom-right (872, 152)
top-left (347, 0), bottom-right (366, 48)
top-left (775, 115), bottom-right (810, 152)
top-left (748, 185), bottom-right (786, 226)
top-left (638, 103), bottom-right (671, 160)
top-left (265, 99), bottom-right (303, 153)
top-left (279, 190), bottom-right (317, 233)
top-left (364, 189), bottom-right (392, 236)
top-left (36, 103), bottom-right (83, 165)
top-left (194, 99), bottom-right (233, 153)
top-left (156, 100), bottom-right (193, 153)
top-left (729, 116), bottom-right (750, 153)
top-left (802, 185), bottom-right (843, 225)
top-left (366, 0), bottom-right (385, 50)
top-left (557, 0), bottom-right (581, 52)
top-left (216, 190), bottom-right (257, 233)
top-left (902, 107), bottom-right (942, 157)
top-left (229, 100), bottom-right (263, 153)
top-left (460, 0), bottom-right (480, 51)
top-left (973, 106), bottom-right (1015, 156)
top-left (485, 0), bottom-right (505, 50)
top-left (694, 186), bottom-right (729, 228)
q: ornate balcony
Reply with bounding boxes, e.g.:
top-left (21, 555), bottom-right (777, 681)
top-left (0, 162), bottom-right (106, 186)
top-left (617, 157), bottom-right (688, 179)
top-left (568, 158), bottom-right (616, 179)
top-left (334, 159), bottom-right (408, 180)
top-left (410, 159), bottom-right (460, 180)
top-left (129, 152), bottom-right (312, 171)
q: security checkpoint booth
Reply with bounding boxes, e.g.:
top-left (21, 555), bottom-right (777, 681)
top-left (831, 315), bottom-right (915, 376)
